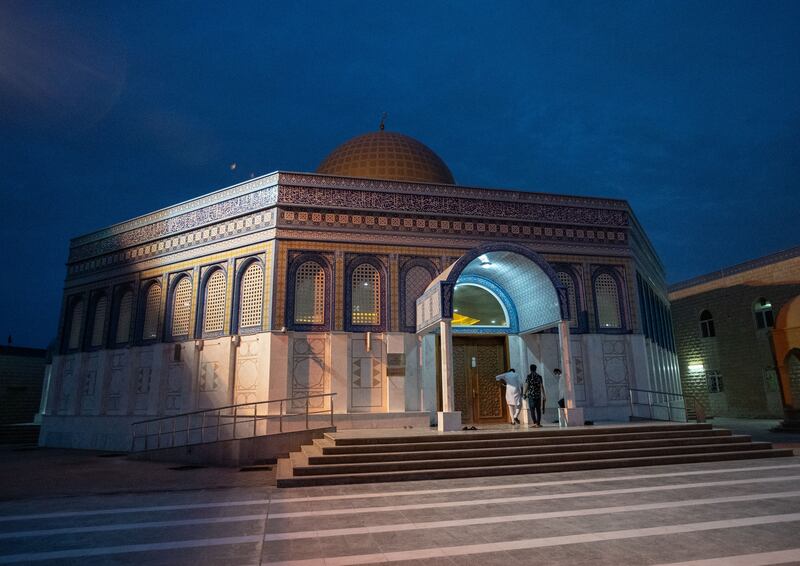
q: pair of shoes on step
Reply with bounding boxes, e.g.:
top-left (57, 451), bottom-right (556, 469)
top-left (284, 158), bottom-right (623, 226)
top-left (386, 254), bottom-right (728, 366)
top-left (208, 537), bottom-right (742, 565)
top-left (461, 425), bottom-right (478, 431)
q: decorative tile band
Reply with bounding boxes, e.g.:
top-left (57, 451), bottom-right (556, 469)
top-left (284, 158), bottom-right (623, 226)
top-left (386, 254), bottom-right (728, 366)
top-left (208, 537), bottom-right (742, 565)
top-left (279, 209), bottom-right (627, 245)
top-left (70, 174), bottom-right (279, 247)
top-left (277, 184), bottom-right (628, 227)
top-left (66, 212), bottom-right (275, 279)
top-left (69, 186), bottom-right (279, 261)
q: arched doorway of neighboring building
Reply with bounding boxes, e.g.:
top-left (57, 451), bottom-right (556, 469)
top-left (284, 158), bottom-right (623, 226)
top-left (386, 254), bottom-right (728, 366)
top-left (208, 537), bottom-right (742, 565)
top-left (773, 295), bottom-right (800, 428)
top-left (786, 349), bottom-right (800, 409)
top-left (416, 243), bottom-right (574, 429)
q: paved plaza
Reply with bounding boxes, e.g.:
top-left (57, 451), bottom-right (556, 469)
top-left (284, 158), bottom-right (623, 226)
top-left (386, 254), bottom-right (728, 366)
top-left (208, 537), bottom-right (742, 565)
top-left (1, 421), bottom-right (800, 565)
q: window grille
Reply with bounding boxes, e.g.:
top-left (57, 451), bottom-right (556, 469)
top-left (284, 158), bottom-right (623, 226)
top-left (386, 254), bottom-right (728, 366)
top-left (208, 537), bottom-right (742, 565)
top-left (707, 370), bottom-right (723, 393)
top-left (67, 299), bottom-right (84, 350)
top-left (90, 296), bottom-right (108, 347)
top-left (171, 278), bottom-right (192, 337)
top-left (294, 261), bottom-right (325, 324)
top-left (595, 273), bottom-right (621, 329)
top-left (142, 283), bottom-right (161, 340)
top-left (115, 290), bottom-right (133, 344)
top-left (699, 310), bottom-right (715, 338)
top-left (239, 262), bottom-right (263, 329)
top-left (404, 266), bottom-right (433, 327)
top-left (557, 271), bottom-right (579, 328)
top-left (352, 263), bottom-right (380, 325)
top-left (203, 270), bottom-right (226, 334)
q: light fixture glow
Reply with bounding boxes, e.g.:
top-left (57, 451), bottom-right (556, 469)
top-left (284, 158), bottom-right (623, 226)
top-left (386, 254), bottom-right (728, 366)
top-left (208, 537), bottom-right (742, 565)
top-left (688, 363), bottom-right (705, 373)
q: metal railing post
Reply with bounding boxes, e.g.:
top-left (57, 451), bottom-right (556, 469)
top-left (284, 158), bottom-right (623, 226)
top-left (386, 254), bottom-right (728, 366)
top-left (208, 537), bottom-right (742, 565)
top-left (233, 405), bottom-right (237, 439)
top-left (216, 409), bottom-right (222, 441)
top-left (667, 397), bottom-right (672, 422)
top-left (279, 400), bottom-right (283, 433)
top-left (305, 397), bottom-right (310, 430)
top-left (253, 403), bottom-right (258, 437)
top-left (628, 388), bottom-right (634, 419)
top-left (648, 393), bottom-right (653, 420)
top-left (330, 395), bottom-right (334, 427)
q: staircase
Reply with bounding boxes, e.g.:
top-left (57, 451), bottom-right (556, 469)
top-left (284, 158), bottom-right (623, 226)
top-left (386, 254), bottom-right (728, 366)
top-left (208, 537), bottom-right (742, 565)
top-left (276, 423), bottom-right (794, 487)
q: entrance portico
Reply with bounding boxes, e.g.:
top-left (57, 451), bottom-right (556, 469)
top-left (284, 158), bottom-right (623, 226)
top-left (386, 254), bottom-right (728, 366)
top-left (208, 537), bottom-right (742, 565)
top-left (417, 243), bottom-right (584, 430)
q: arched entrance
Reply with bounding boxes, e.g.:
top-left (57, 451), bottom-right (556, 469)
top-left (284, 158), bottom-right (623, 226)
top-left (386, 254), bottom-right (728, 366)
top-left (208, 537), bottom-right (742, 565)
top-left (416, 243), bottom-right (582, 430)
top-left (773, 295), bottom-right (800, 429)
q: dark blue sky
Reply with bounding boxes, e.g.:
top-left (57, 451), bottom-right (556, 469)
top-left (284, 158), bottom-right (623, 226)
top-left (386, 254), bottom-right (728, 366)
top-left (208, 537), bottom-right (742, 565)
top-left (1, 0), bottom-right (798, 347)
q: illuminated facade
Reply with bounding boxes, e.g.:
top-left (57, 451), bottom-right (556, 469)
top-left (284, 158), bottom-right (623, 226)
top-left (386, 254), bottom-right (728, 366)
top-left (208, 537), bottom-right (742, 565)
top-left (40, 130), bottom-right (680, 450)
top-left (670, 246), bottom-right (800, 421)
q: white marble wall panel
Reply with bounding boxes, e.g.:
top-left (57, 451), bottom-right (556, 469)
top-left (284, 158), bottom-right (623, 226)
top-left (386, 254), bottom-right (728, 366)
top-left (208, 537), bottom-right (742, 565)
top-left (233, 335), bottom-right (269, 407)
top-left (266, 332), bottom-right (289, 414)
top-left (350, 335), bottom-right (385, 411)
top-left (329, 332), bottom-right (349, 413)
top-left (79, 353), bottom-right (102, 415)
top-left (421, 334), bottom-right (437, 413)
top-left (290, 333), bottom-right (328, 410)
top-left (197, 338), bottom-right (233, 410)
top-left (403, 334), bottom-right (421, 412)
top-left (104, 351), bottom-right (130, 414)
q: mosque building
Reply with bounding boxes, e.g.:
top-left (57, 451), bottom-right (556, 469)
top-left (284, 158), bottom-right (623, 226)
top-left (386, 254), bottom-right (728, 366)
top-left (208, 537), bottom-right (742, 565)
top-left (39, 128), bottom-right (680, 451)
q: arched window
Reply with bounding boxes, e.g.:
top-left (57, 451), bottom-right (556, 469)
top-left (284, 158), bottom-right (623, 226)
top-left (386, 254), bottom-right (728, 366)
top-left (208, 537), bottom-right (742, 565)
top-left (351, 263), bottom-right (380, 326)
top-left (67, 298), bottom-right (85, 350)
top-left (170, 277), bottom-right (192, 338)
top-left (699, 310), bottom-right (715, 338)
top-left (238, 262), bottom-right (264, 330)
top-left (114, 289), bottom-right (134, 344)
top-left (202, 270), bottom-right (226, 335)
top-left (294, 261), bottom-right (326, 324)
top-left (452, 283), bottom-right (508, 327)
top-left (403, 265), bottom-right (434, 330)
top-left (557, 271), bottom-right (579, 328)
top-left (141, 283), bottom-right (161, 341)
top-left (89, 295), bottom-right (108, 347)
top-left (754, 298), bottom-right (775, 330)
top-left (595, 273), bottom-right (622, 329)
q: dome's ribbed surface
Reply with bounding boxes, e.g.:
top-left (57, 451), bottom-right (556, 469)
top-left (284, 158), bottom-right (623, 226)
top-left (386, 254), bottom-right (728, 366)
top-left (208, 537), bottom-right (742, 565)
top-left (316, 131), bottom-right (455, 185)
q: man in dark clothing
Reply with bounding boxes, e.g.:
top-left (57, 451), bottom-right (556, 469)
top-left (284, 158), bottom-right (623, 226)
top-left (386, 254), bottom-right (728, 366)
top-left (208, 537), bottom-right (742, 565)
top-left (524, 364), bottom-right (545, 427)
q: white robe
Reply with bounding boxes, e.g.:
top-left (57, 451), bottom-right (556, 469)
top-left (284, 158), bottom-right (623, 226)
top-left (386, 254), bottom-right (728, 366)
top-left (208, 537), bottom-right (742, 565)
top-left (495, 371), bottom-right (522, 406)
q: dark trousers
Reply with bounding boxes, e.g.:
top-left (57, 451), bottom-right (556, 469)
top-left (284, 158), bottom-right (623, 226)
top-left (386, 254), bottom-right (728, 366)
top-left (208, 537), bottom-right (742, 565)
top-left (528, 397), bottom-right (542, 424)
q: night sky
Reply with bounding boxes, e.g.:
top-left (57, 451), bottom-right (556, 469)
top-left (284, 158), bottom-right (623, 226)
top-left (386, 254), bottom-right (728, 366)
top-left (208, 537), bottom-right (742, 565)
top-left (1, 1), bottom-right (799, 348)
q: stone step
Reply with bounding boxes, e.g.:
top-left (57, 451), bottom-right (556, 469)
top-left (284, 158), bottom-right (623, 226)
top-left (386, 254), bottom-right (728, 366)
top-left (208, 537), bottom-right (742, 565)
top-left (307, 435), bottom-right (752, 465)
top-left (323, 423), bottom-right (713, 446)
top-left (320, 428), bottom-right (732, 455)
top-left (277, 449), bottom-right (794, 488)
top-left (292, 441), bottom-right (774, 476)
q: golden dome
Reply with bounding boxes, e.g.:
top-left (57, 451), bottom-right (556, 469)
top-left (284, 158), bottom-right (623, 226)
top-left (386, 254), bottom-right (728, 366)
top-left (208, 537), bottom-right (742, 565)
top-left (316, 131), bottom-right (455, 185)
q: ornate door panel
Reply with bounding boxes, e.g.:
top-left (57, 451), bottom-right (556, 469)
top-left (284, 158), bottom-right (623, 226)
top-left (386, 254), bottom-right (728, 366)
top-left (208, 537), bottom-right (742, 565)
top-left (452, 337), bottom-right (507, 424)
top-left (474, 343), bottom-right (505, 421)
top-left (452, 344), bottom-right (472, 423)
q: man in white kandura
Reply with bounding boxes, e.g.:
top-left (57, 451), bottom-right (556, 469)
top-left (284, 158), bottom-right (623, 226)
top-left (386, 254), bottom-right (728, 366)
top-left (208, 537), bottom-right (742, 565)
top-left (495, 368), bottom-right (522, 425)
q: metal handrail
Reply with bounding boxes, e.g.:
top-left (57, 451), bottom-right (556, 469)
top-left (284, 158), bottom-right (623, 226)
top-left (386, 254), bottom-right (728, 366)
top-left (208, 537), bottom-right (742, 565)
top-left (628, 387), bottom-right (687, 422)
top-left (130, 392), bottom-right (336, 453)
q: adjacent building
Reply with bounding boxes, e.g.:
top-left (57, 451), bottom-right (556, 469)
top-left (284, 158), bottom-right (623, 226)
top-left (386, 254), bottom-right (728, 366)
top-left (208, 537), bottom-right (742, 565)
top-left (40, 129), bottom-right (680, 451)
top-left (669, 246), bottom-right (800, 420)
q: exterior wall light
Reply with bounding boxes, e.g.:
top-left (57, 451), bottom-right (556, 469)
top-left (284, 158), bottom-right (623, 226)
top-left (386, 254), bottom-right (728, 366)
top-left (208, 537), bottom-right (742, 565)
top-left (688, 363), bottom-right (705, 373)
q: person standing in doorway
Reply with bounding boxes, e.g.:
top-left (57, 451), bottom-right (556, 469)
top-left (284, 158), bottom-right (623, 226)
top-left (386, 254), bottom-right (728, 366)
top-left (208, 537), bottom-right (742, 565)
top-left (524, 364), bottom-right (545, 427)
top-left (495, 368), bottom-right (522, 425)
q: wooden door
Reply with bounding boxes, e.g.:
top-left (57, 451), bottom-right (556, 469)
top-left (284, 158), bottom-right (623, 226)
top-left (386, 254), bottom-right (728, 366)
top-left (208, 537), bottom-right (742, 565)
top-left (453, 337), bottom-right (507, 423)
